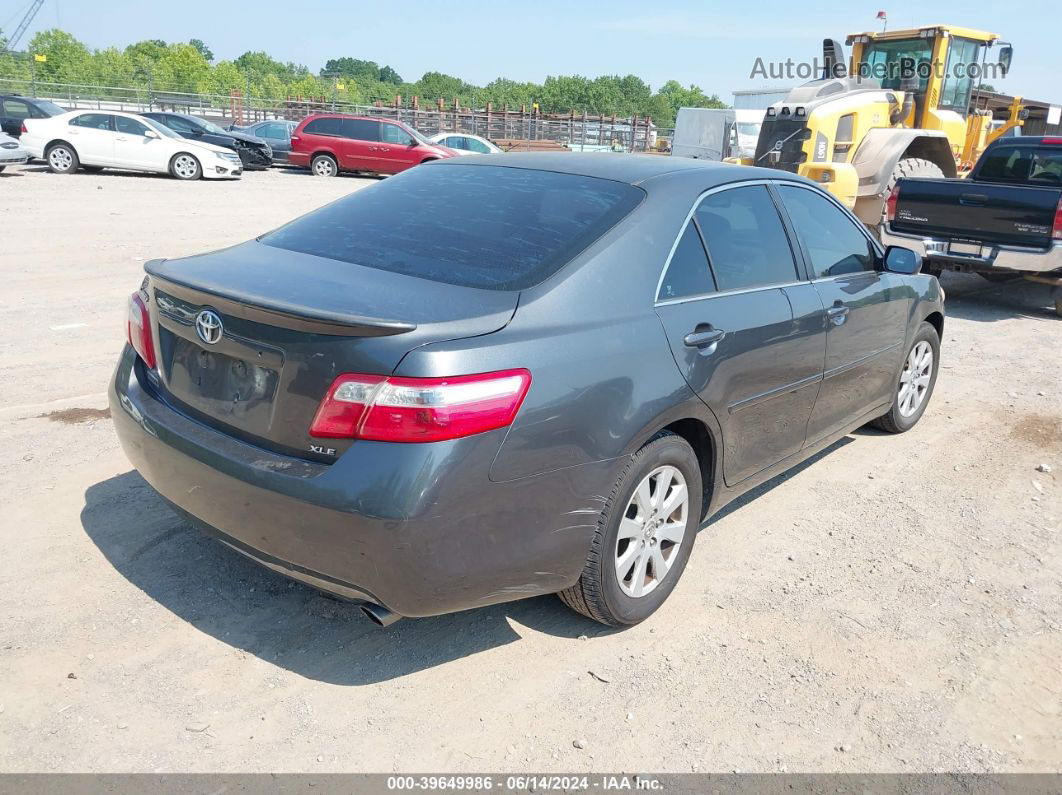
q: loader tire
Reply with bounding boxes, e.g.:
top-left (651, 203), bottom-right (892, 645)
top-left (875, 157), bottom-right (946, 240)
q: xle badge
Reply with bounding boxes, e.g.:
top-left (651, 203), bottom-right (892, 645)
top-left (310, 444), bottom-right (336, 456)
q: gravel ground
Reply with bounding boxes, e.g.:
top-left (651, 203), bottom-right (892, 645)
top-left (0, 163), bottom-right (1059, 773)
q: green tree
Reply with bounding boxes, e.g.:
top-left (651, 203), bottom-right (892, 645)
top-left (189, 38), bottom-right (214, 62)
top-left (27, 29), bottom-right (91, 83)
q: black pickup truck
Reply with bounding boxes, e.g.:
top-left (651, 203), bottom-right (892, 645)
top-left (881, 135), bottom-right (1062, 316)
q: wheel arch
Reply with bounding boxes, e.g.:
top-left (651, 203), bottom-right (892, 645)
top-left (852, 129), bottom-right (957, 200)
top-left (311, 150), bottom-right (338, 163)
top-left (660, 418), bottom-right (716, 519)
top-left (45, 138), bottom-right (76, 155)
top-left (923, 310), bottom-right (944, 340)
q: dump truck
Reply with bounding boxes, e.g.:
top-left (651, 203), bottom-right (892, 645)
top-left (752, 25), bottom-right (1023, 230)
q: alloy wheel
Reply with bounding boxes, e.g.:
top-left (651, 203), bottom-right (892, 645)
top-left (614, 465), bottom-right (688, 598)
top-left (173, 155), bottom-right (199, 179)
top-left (49, 147), bottom-right (72, 171)
top-left (898, 340), bottom-right (933, 417)
top-left (313, 157), bottom-right (335, 177)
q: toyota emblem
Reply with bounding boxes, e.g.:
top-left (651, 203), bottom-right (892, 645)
top-left (195, 309), bottom-right (223, 345)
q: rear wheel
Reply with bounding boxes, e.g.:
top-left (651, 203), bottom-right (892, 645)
top-left (311, 154), bottom-right (338, 177)
top-left (559, 432), bottom-right (701, 626)
top-left (46, 143), bottom-right (79, 174)
top-left (170, 153), bottom-right (201, 180)
top-left (871, 321), bottom-right (940, 433)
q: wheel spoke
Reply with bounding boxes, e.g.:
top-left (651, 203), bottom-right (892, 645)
top-left (657, 520), bottom-right (685, 544)
top-left (660, 482), bottom-right (687, 519)
top-left (630, 548), bottom-right (650, 597)
top-left (650, 546), bottom-right (670, 581)
top-left (914, 373), bottom-right (931, 388)
top-left (617, 517), bottom-right (643, 541)
top-left (615, 541), bottom-right (640, 581)
top-left (634, 478), bottom-right (653, 516)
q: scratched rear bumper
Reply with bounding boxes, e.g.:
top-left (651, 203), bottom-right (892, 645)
top-left (110, 345), bottom-right (619, 617)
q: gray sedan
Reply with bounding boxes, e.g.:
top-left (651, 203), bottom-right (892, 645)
top-left (110, 154), bottom-right (942, 627)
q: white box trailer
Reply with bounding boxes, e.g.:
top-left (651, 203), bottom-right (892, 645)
top-left (671, 108), bottom-right (736, 161)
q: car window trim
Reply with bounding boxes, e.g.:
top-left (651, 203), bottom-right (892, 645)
top-left (772, 181), bottom-right (884, 284)
top-left (653, 179), bottom-right (806, 306)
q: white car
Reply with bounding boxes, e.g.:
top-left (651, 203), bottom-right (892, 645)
top-left (21, 110), bottom-right (243, 180)
top-left (0, 131), bottom-right (30, 172)
top-left (428, 132), bottom-right (502, 155)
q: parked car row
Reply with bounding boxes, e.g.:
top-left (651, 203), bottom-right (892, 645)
top-left (2, 94), bottom-right (506, 182)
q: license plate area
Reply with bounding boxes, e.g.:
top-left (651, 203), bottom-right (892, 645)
top-left (948, 241), bottom-right (983, 257)
top-left (166, 336), bottom-right (281, 432)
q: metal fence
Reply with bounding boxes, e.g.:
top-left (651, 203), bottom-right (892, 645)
top-left (0, 77), bottom-right (669, 151)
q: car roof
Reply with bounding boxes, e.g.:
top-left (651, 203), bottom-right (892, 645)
top-left (430, 152), bottom-right (802, 187)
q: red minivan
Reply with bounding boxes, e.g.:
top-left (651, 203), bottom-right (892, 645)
top-left (289, 114), bottom-right (457, 177)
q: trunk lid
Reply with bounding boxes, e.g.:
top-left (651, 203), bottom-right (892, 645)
top-left (891, 177), bottom-right (1061, 248)
top-left (144, 242), bottom-right (518, 462)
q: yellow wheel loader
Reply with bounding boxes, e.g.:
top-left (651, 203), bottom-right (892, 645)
top-left (751, 25), bottom-right (1023, 230)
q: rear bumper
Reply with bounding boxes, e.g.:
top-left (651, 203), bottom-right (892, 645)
top-left (882, 225), bottom-right (1062, 274)
top-left (109, 347), bottom-right (616, 618)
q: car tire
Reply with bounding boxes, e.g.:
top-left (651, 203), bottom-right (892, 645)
top-left (170, 153), bottom-right (202, 181)
top-left (46, 143), bottom-right (79, 174)
top-left (558, 431), bottom-right (702, 626)
top-left (311, 154), bottom-right (338, 177)
top-left (0, 165), bottom-right (5, 173)
top-left (870, 321), bottom-right (940, 434)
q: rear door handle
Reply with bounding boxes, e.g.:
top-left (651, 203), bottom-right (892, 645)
top-left (683, 327), bottom-right (726, 348)
top-left (827, 304), bottom-right (850, 326)
top-left (959, 193), bottom-right (988, 206)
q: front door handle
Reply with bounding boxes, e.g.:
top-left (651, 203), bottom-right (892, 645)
top-left (683, 326), bottom-right (726, 348)
top-left (827, 304), bottom-right (850, 326)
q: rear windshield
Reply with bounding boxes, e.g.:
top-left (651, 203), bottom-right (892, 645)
top-left (260, 164), bottom-right (644, 290)
top-left (977, 144), bottom-right (1062, 185)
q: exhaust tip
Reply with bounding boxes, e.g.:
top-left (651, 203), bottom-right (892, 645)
top-left (361, 603), bottom-right (401, 627)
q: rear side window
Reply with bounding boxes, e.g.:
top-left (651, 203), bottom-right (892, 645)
top-left (3, 99), bottom-right (31, 119)
top-left (658, 224), bottom-right (714, 301)
top-left (261, 164), bottom-right (644, 290)
top-left (778, 185), bottom-right (876, 278)
top-left (341, 119), bottom-right (379, 142)
top-left (70, 113), bottom-right (114, 131)
top-left (304, 117), bottom-right (342, 136)
top-left (696, 185), bottom-right (797, 291)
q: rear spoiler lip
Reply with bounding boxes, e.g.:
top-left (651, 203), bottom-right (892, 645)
top-left (145, 265), bottom-right (417, 338)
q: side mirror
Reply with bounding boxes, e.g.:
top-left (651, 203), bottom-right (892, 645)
top-left (144, 129), bottom-right (160, 139)
top-left (998, 45), bottom-right (1013, 76)
top-left (191, 127), bottom-right (204, 136)
top-left (883, 245), bottom-right (922, 275)
top-left (406, 138), bottom-right (417, 147)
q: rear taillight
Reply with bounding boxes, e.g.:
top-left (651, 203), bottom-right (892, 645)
top-left (1054, 197), bottom-right (1062, 241)
top-left (310, 369), bottom-right (532, 443)
top-left (21, 122), bottom-right (28, 134)
top-left (127, 292), bottom-right (156, 369)
top-left (885, 182), bottom-right (901, 223)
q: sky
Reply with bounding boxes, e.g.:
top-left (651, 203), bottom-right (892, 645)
top-left (2, 0), bottom-right (1056, 102)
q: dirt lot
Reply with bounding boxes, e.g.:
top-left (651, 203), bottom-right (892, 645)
top-left (0, 163), bottom-right (1059, 774)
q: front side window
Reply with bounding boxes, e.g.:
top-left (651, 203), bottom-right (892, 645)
top-left (160, 115), bottom-right (197, 133)
top-left (696, 185), bottom-right (797, 291)
top-left (939, 37), bottom-right (984, 112)
top-left (467, 138), bottom-right (492, 154)
top-left (860, 38), bottom-right (933, 92)
top-left (778, 185), bottom-right (876, 278)
top-left (70, 113), bottom-right (114, 131)
top-left (341, 119), bottom-right (380, 142)
top-left (116, 116), bottom-right (150, 136)
top-left (380, 123), bottom-right (414, 145)
top-left (658, 223), bottom-right (714, 301)
top-left (258, 122), bottom-right (287, 139)
top-left (261, 164), bottom-right (644, 290)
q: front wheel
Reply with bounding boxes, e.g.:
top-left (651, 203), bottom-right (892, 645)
top-left (46, 143), bottom-right (79, 174)
top-left (871, 321), bottom-right (940, 433)
top-left (170, 153), bottom-right (201, 180)
top-left (558, 432), bottom-right (702, 626)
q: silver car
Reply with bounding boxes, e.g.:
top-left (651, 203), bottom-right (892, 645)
top-left (0, 132), bottom-right (29, 172)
